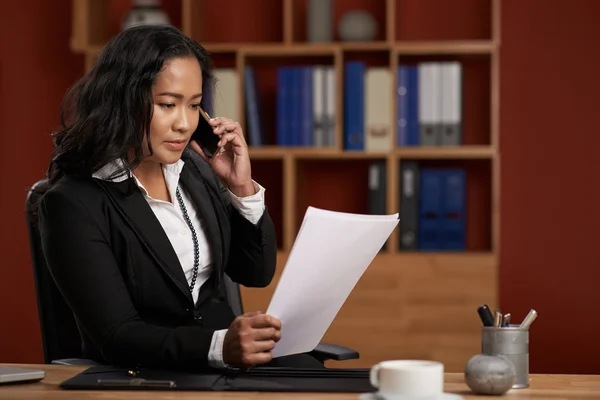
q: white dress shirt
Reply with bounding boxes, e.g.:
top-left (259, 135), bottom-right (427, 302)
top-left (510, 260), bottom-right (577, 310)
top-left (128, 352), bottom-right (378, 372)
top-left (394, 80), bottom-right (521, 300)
top-left (93, 158), bottom-right (266, 369)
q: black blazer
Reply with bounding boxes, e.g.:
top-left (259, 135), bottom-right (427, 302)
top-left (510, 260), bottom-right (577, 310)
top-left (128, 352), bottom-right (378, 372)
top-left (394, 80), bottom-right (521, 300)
top-left (38, 149), bottom-right (277, 370)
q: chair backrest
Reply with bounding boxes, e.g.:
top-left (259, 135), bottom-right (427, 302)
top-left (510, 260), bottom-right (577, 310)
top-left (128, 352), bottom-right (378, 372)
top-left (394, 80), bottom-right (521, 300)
top-left (26, 179), bottom-right (83, 363)
top-left (26, 179), bottom-right (245, 363)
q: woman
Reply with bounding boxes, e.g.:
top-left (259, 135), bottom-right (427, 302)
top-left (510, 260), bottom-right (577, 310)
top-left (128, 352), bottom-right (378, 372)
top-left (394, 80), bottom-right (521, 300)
top-left (38, 24), bottom-right (281, 371)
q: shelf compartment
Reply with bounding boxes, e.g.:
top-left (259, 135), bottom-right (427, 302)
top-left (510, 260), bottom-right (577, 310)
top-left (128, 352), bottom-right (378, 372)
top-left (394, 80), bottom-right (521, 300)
top-left (395, 54), bottom-right (492, 146)
top-left (291, 0), bottom-right (388, 43)
top-left (71, 0), bottom-right (182, 51)
top-left (396, 158), bottom-right (492, 253)
top-left (395, 0), bottom-right (493, 41)
top-left (244, 54), bottom-right (338, 148)
top-left (294, 158), bottom-right (390, 249)
top-left (108, 0), bottom-right (182, 39)
top-left (187, 0), bottom-right (283, 44)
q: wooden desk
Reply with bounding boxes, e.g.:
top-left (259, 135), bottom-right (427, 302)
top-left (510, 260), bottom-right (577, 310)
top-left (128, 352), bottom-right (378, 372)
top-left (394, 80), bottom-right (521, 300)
top-left (1, 364), bottom-right (599, 399)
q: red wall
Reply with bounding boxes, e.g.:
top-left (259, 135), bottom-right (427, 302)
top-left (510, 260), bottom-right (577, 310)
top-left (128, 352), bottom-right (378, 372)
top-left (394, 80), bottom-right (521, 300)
top-left (499, 0), bottom-right (600, 374)
top-left (0, 0), bottom-right (83, 362)
top-left (1, 0), bottom-right (599, 374)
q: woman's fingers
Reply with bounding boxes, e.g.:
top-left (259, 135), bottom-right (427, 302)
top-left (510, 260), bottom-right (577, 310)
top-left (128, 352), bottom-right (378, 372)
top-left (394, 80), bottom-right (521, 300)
top-left (213, 121), bottom-right (241, 135)
top-left (252, 327), bottom-right (281, 342)
top-left (217, 132), bottom-right (246, 151)
top-left (251, 339), bottom-right (276, 353)
top-left (208, 116), bottom-right (233, 128)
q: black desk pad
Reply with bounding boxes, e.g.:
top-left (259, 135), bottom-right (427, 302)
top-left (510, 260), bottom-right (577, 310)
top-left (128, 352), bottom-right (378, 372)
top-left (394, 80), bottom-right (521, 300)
top-left (59, 365), bottom-right (377, 393)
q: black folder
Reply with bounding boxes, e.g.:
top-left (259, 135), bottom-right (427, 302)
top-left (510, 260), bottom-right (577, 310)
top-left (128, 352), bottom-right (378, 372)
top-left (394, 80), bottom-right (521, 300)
top-left (60, 365), bottom-right (377, 393)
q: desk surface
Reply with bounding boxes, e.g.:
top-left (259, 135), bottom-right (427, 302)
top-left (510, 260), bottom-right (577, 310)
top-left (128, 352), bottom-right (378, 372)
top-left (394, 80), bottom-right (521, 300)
top-left (1, 364), bottom-right (599, 399)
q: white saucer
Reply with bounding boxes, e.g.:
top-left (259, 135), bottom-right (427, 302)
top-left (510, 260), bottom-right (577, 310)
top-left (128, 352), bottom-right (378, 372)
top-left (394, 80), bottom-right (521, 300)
top-left (359, 392), bottom-right (464, 400)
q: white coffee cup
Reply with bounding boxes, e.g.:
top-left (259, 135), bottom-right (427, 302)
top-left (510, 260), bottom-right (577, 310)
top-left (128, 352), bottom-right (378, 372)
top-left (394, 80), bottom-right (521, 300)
top-left (370, 360), bottom-right (444, 399)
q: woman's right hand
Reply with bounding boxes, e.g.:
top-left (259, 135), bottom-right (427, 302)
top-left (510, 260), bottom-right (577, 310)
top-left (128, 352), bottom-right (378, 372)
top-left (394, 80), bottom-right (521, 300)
top-left (222, 311), bottom-right (282, 367)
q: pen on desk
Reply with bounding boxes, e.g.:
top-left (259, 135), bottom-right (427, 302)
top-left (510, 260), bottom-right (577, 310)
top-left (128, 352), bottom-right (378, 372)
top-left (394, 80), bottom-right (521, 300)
top-left (477, 304), bottom-right (495, 327)
top-left (519, 309), bottom-right (538, 329)
top-left (502, 313), bottom-right (511, 327)
top-left (97, 378), bottom-right (177, 388)
top-left (494, 309), bottom-right (503, 327)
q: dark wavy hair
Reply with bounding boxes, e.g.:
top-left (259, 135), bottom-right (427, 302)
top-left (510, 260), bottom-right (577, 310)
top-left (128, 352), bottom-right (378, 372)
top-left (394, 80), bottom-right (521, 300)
top-left (47, 24), bottom-right (214, 183)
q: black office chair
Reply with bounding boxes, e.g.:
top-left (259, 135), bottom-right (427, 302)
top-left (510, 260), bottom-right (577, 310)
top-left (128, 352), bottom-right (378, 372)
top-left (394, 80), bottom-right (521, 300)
top-left (26, 179), bottom-right (359, 366)
top-left (25, 179), bottom-right (96, 365)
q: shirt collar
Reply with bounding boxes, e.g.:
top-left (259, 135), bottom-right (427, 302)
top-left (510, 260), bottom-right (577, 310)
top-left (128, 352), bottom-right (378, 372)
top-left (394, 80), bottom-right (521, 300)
top-left (92, 158), bottom-right (185, 200)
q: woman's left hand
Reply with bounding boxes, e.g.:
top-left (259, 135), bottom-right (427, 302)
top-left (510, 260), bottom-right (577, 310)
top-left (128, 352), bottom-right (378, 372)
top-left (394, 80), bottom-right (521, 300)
top-left (190, 116), bottom-right (256, 197)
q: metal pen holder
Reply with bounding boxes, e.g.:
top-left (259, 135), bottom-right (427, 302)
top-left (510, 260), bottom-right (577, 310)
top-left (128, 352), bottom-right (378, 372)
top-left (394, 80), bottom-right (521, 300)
top-left (481, 325), bottom-right (529, 388)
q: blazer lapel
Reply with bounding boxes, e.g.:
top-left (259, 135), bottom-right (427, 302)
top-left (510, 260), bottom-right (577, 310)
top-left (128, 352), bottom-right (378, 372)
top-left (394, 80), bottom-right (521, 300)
top-left (179, 161), bottom-right (224, 285)
top-left (94, 179), bottom-right (193, 304)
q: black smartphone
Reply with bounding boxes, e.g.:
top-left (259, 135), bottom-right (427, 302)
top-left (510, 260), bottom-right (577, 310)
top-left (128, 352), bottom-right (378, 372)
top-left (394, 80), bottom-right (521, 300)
top-left (191, 106), bottom-right (221, 158)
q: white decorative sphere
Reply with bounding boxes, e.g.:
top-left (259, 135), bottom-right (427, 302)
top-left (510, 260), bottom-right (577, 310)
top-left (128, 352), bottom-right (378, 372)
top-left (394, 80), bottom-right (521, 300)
top-left (464, 354), bottom-right (517, 395)
top-left (338, 11), bottom-right (377, 42)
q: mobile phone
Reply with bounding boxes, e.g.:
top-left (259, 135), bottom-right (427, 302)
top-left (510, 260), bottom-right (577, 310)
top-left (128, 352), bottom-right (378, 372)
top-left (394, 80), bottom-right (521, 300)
top-left (191, 106), bottom-right (221, 158)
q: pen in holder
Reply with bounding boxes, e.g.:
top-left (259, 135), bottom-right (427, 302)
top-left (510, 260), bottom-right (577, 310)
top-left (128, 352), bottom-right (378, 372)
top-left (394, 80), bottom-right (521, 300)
top-left (481, 325), bottom-right (529, 388)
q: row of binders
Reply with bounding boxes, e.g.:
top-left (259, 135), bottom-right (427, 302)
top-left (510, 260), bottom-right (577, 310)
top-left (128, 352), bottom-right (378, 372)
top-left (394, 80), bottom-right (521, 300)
top-left (205, 61), bottom-right (463, 149)
top-left (275, 65), bottom-right (336, 147)
top-left (400, 161), bottom-right (466, 251)
top-left (344, 61), bottom-right (463, 150)
top-left (398, 62), bottom-right (463, 147)
top-left (367, 161), bottom-right (467, 251)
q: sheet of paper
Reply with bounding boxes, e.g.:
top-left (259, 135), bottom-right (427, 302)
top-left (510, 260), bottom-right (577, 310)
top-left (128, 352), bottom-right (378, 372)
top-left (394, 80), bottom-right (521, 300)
top-left (266, 206), bottom-right (399, 358)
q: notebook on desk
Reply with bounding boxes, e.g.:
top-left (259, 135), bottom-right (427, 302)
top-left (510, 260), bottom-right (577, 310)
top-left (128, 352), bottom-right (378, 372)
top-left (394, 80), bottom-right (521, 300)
top-left (59, 365), bottom-right (376, 393)
top-left (0, 366), bottom-right (45, 384)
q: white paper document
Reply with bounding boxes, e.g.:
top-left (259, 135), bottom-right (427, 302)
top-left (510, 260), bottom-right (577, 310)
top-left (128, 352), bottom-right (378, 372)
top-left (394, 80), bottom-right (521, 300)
top-left (266, 206), bottom-right (399, 358)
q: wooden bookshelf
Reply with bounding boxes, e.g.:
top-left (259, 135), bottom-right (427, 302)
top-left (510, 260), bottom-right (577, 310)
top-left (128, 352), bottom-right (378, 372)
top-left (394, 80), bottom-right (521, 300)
top-left (69, 0), bottom-right (501, 372)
